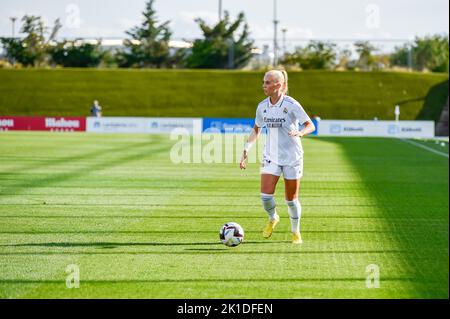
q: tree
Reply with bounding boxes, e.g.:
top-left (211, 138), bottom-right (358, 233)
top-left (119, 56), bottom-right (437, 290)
top-left (117, 0), bottom-right (173, 68)
top-left (390, 44), bottom-right (411, 69)
top-left (49, 40), bottom-right (105, 67)
top-left (0, 38), bottom-right (26, 65)
top-left (185, 11), bottom-right (254, 69)
top-left (413, 35), bottom-right (448, 72)
top-left (282, 41), bottom-right (337, 70)
top-left (390, 35), bottom-right (449, 73)
top-left (372, 54), bottom-right (391, 70)
top-left (354, 41), bottom-right (378, 71)
top-left (335, 47), bottom-right (354, 70)
top-left (0, 15), bottom-right (61, 66)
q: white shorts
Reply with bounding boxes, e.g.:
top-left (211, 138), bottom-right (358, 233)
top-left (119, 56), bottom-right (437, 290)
top-left (260, 158), bottom-right (303, 180)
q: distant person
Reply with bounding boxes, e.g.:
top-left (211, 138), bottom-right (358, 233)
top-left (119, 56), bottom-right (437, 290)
top-left (239, 70), bottom-right (316, 244)
top-left (90, 100), bottom-right (103, 117)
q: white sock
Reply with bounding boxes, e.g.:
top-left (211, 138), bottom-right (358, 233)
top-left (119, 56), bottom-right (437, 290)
top-left (261, 193), bottom-right (278, 220)
top-left (286, 199), bottom-right (301, 233)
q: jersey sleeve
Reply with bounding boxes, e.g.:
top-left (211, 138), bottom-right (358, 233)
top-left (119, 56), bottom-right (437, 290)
top-left (291, 102), bottom-right (311, 125)
top-left (255, 104), bottom-right (264, 128)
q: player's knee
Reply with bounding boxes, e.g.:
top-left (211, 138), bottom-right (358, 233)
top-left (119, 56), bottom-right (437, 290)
top-left (285, 194), bottom-right (298, 201)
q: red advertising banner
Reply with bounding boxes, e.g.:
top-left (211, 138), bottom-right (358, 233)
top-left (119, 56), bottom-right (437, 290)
top-left (0, 116), bottom-right (86, 132)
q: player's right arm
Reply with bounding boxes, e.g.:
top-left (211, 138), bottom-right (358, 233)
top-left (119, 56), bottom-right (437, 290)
top-left (240, 124), bottom-right (261, 170)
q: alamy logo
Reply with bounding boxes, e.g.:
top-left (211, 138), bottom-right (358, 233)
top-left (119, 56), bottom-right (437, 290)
top-left (365, 4), bottom-right (381, 29)
top-left (66, 264), bottom-right (80, 288)
top-left (65, 4), bottom-right (81, 29)
top-left (366, 264), bottom-right (380, 288)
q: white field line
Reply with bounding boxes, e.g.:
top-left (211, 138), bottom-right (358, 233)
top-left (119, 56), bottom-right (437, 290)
top-left (401, 139), bottom-right (449, 158)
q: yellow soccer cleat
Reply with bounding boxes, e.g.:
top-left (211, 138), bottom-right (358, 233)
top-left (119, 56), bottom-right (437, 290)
top-left (263, 215), bottom-right (280, 238)
top-left (292, 232), bottom-right (303, 244)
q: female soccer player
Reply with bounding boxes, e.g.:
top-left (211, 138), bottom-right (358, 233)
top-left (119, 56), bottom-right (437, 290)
top-left (239, 70), bottom-right (315, 244)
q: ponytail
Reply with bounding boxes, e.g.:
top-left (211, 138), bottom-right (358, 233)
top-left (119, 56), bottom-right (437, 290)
top-left (280, 70), bottom-right (289, 95)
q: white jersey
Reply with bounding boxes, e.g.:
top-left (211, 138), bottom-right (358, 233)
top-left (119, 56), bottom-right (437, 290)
top-left (255, 95), bottom-right (311, 166)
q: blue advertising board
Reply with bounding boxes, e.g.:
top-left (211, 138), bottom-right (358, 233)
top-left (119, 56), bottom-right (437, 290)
top-left (203, 117), bottom-right (319, 135)
top-left (203, 118), bottom-right (255, 133)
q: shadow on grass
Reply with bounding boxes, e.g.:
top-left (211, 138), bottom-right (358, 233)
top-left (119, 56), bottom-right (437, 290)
top-left (416, 79), bottom-right (449, 122)
top-left (0, 230), bottom-right (398, 234)
top-left (395, 79), bottom-right (449, 122)
top-left (0, 134), bottom-right (167, 176)
top-left (0, 250), bottom-right (413, 256)
top-left (0, 241), bottom-right (410, 255)
top-left (320, 137), bottom-right (449, 298)
top-left (0, 215), bottom-right (427, 219)
top-left (0, 277), bottom-right (417, 284)
top-left (2, 241), bottom-right (222, 247)
top-left (0, 203), bottom-right (382, 207)
top-left (0, 240), bottom-right (300, 248)
top-left (1, 136), bottom-right (171, 196)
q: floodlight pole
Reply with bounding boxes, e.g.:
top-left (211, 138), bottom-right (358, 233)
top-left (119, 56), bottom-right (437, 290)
top-left (407, 43), bottom-right (413, 72)
top-left (273, 0), bottom-right (279, 67)
top-left (282, 28), bottom-right (287, 56)
top-left (219, 0), bottom-right (223, 21)
top-left (10, 17), bottom-right (17, 38)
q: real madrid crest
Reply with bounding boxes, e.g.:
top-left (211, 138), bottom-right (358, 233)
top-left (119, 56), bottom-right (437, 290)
top-left (283, 107), bottom-right (288, 114)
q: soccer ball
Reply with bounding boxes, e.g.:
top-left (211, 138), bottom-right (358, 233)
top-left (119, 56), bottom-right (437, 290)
top-left (219, 222), bottom-right (244, 247)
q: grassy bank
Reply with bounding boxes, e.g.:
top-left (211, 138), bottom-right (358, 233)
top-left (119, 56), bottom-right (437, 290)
top-left (0, 69), bottom-right (448, 121)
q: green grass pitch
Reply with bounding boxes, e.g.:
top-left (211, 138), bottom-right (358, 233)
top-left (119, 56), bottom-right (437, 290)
top-left (0, 132), bottom-right (448, 298)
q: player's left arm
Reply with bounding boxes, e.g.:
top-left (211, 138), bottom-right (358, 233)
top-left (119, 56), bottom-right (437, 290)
top-left (288, 120), bottom-right (316, 138)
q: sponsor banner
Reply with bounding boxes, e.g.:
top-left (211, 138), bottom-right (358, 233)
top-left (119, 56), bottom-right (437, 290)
top-left (203, 118), bottom-right (255, 133)
top-left (377, 121), bottom-right (435, 138)
top-left (1, 116), bottom-right (433, 138)
top-left (87, 117), bottom-right (147, 133)
top-left (203, 117), bottom-right (318, 134)
top-left (318, 120), bottom-right (434, 138)
top-left (43, 117), bottom-right (85, 131)
top-left (317, 120), bottom-right (377, 136)
top-left (0, 116), bottom-right (86, 131)
top-left (87, 117), bottom-right (203, 134)
top-left (147, 118), bottom-right (202, 134)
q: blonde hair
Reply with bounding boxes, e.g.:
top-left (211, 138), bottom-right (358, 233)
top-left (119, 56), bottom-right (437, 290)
top-left (265, 69), bottom-right (289, 94)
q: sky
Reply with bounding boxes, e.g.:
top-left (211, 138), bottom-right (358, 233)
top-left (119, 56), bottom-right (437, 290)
top-left (0, 0), bottom-right (448, 52)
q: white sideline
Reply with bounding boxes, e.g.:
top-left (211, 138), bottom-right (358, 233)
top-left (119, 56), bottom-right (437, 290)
top-left (400, 138), bottom-right (449, 159)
